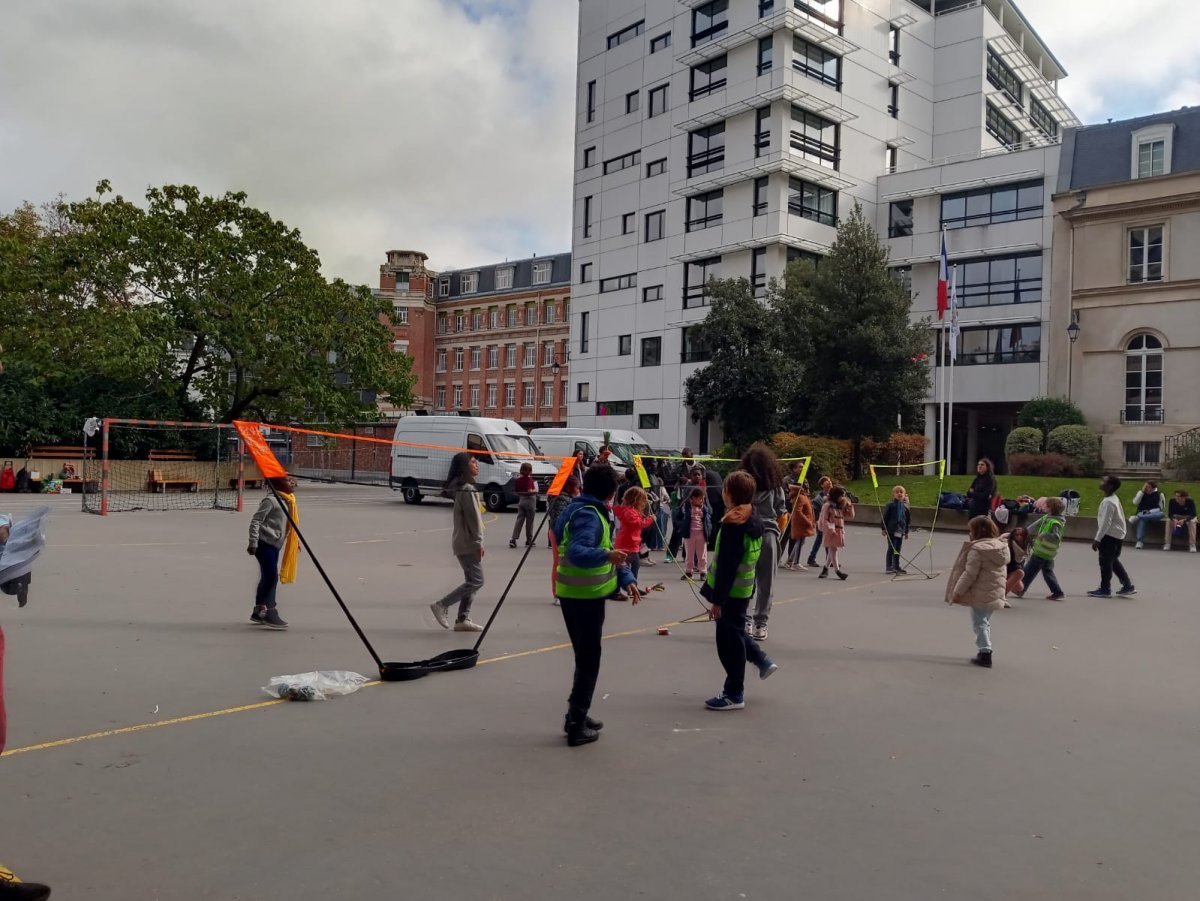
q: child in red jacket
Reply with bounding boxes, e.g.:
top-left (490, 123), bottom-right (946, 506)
top-left (614, 487), bottom-right (654, 599)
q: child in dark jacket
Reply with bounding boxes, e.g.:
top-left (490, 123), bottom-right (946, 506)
top-left (672, 487), bottom-right (712, 580)
top-left (700, 471), bottom-right (778, 711)
top-left (882, 485), bottom-right (912, 574)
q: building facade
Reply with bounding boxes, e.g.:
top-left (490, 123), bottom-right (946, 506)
top-left (377, 250), bottom-right (437, 416)
top-left (570, 0), bottom-right (1077, 456)
top-left (1049, 107), bottom-right (1200, 476)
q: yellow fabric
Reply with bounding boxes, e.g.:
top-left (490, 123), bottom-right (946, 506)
top-left (0, 864), bottom-right (22, 883)
top-left (277, 492), bottom-right (300, 584)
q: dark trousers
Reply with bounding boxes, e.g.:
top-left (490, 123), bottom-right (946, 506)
top-left (885, 536), bottom-right (904, 571)
top-left (254, 543), bottom-right (281, 609)
top-left (559, 597), bottom-right (606, 714)
top-left (714, 598), bottom-right (768, 699)
top-left (1097, 536), bottom-right (1132, 593)
top-left (806, 528), bottom-right (824, 565)
top-left (668, 527), bottom-right (683, 559)
top-left (1022, 555), bottom-right (1063, 596)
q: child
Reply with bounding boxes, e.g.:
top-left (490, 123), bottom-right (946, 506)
top-left (700, 471), bottom-right (778, 710)
top-left (614, 487), bottom-right (655, 596)
top-left (1004, 526), bottom-right (1029, 600)
top-left (1167, 489), bottom-right (1197, 552)
top-left (816, 484), bottom-right (854, 580)
top-left (882, 485), bottom-right (911, 574)
top-left (805, 476), bottom-right (834, 568)
top-left (785, 481), bottom-right (815, 570)
top-left (1090, 475), bottom-right (1136, 598)
top-left (430, 452), bottom-right (486, 632)
top-left (509, 462), bottom-right (537, 548)
top-left (247, 475), bottom-right (299, 630)
top-left (945, 516), bottom-right (1009, 668)
top-left (547, 475), bottom-right (581, 603)
top-left (673, 487), bottom-right (712, 581)
top-left (1022, 497), bottom-right (1066, 600)
top-left (554, 464), bottom-right (639, 747)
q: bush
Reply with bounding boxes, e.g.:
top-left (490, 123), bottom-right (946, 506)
top-left (1046, 425), bottom-right (1102, 475)
top-left (1007, 453), bottom-right (1083, 478)
top-left (861, 433), bottom-right (928, 466)
top-left (767, 432), bottom-right (850, 483)
top-left (1017, 397), bottom-right (1085, 442)
top-left (1165, 446), bottom-right (1200, 480)
top-left (1005, 427), bottom-right (1044, 459)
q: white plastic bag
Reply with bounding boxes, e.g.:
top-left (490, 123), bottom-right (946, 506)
top-left (262, 670), bottom-right (369, 701)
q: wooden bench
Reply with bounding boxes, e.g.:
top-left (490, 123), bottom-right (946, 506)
top-left (29, 445), bottom-right (95, 460)
top-left (147, 469), bottom-right (199, 493)
top-left (148, 449), bottom-right (197, 462)
top-left (62, 479), bottom-right (100, 493)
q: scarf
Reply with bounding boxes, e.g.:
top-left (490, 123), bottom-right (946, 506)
top-left (722, 503), bottom-right (752, 525)
top-left (277, 492), bottom-right (300, 584)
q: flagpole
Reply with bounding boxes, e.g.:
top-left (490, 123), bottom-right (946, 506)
top-left (940, 319), bottom-right (947, 472)
top-left (937, 227), bottom-right (949, 473)
top-left (947, 264), bottom-right (957, 476)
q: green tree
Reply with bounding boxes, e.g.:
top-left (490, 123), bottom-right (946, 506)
top-left (774, 205), bottom-right (930, 477)
top-left (1017, 397), bottom-right (1085, 449)
top-left (683, 278), bottom-right (795, 450)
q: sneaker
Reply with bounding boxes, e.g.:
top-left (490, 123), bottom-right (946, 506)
top-left (1163, 544), bottom-right (1171, 551)
top-left (1045, 593), bottom-right (1065, 601)
top-left (744, 618), bottom-right (753, 635)
top-left (552, 598), bottom-right (561, 606)
top-left (0, 867), bottom-right (51, 901)
top-left (263, 609), bottom-right (289, 630)
top-left (759, 659), bottom-right (778, 680)
top-left (752, 623), bottom-right (768, 642)
top-left (509, 540), bottom-right (518, 548)
top-left (430, 602), bottom-right (450, 629)
top-left (526, 540), bottom-right (536, 547)
top-left (1135, 541), bottom-right (1144, 550)
top-left (896, 568), bottom-right (908, 575)
top-left (1191, 546), bottom-right (1197, 553)
top-left (454, 618), bottom-right (484, 632)
top-left (886, 567), bottom-right (896, 574)
top-left (1128, 515), bottom-right (1138, 524)
top-left (680, 572), bottom-right (693, 581)
top-left (806, 559), bottom-right (818, 568)
top-left (704, 693), bottom-right (745, 711)
top-left (818, 567), bottom-right (829, 579)
top-left (664, 553), bottom-right (674, 563)
top-left (1086, 589), bottom-right (1113, 598)
top-left (1116, 585), bottom-right (1137, 597)
top-left (642, 557), bottom-right (656, 566)
top-left (971, 650), bottom-right (993, 668)
top-left (250, 606), bottom-right (268, 626)
top-left (795, 562), bottom-right (809, 571)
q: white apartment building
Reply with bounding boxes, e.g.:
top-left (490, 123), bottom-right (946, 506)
top-left (569, 0), bottom-right (1078, 461)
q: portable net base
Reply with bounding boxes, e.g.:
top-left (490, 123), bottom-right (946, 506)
top-left (869, 461), bottom-right (948, 582)
top-left (83, 419), bottom-right (246, 515)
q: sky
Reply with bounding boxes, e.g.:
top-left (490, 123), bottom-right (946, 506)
top-left (1, 0), bottom-right (1197, 285)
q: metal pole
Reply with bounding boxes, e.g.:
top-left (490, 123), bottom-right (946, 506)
top-left (351, 423), bottom-right (358, 482)
top-left (100, 419), bottom-right (110, 516)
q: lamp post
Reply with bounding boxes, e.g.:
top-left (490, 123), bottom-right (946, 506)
top-left (1066, 316), bottom-right (1081, 400)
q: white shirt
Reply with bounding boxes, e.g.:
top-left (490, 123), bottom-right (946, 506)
top-left (1095, 494), bottom-right (1128, 542)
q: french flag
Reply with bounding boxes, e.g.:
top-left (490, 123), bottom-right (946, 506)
top-left (937, 230), bottom-right (949, 320)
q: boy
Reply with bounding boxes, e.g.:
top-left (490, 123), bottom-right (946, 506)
top-left (1167, 490), bottom-right (1197, 553)
top-left (1022, 496), bottom-right (1067, 600)
top-left (554, 464), bottom-right (640, 747)
top-left (1089, 475), bottom-right (1136, 598)
top-left (700, 471), bottom-right (778, 711)
top-left (882, 485), bottom-right (911, 574)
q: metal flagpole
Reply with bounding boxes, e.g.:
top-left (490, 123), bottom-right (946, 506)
top-left (947, 265), bottom-right (959, 475)
top-left (940, 320), bottom-right (947, 469)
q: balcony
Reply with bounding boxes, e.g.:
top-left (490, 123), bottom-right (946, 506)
top-left (674, 150), bottom-right (853, 199)
top-left (675, 80), bottom-right (856, 134)
top-left (1120, 407), bottom-right (1164, 426)
top-left (675, 4), bottom-right (857, 67)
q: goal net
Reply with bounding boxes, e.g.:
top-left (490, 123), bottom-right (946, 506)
top-left (83, 420), bottom-right (245, 514)
top-left (869, 459), bottom-right (947, 581)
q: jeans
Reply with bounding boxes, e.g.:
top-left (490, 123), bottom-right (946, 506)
top-left (254, 543), bottom-right (281, 609)
top-left (715, 598), bottom-right (769, 698)
top-left (624, 553), bottom-right (641, 585)
top-left (1022, 555), bottom-right (1063, 596)
top-left (970, 607), bottom-right (993, 651)
top-left (436, 553), bottom-right (485, 620)
top-left (885, 536), bottom-right (904, 572)
top-left (511, 497), bottom-right (536, 544)
top-left (806, 528), bottom-right (824, 566)
top-left (559, 597), bottom-right (606, 714)
top-left (652, 509), bottom-right (669, 550)
top-left (1133, 509), bottom-right (1164, 543)
top-left (1097, 536), bottom-right (1132, 593)
top-left (752, 535), bottom-right (778, 626)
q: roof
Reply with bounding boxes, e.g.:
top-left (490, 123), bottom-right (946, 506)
top-left (1059, 106), bottom-right (1200, 192)
top-left (433, 252), bottom-right (572, 302)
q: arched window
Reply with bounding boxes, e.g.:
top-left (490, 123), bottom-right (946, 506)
top-left (1125, 334), bottom-right (1163, 424)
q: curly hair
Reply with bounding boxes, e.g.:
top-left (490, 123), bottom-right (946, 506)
top-left (739, 443), bottom-right (784, 493)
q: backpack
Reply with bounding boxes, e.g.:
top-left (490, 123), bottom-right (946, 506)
top-left (0, 462), bottom-right (14, 492)
top-left (14, 466), bottom-right (31, 493)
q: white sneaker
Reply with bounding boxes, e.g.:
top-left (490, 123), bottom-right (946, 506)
top-left (1163, 544), bottom-right (1171, 551)
top-left (1135, 541), bottom-right (1144, 550)
top-left (453, 618), bottom-right (483, 632)
top-left (1190, 546), bottom-right (1197, 553)
top-left (796, 562), bottom-right (808, 571)
top-left (752, 623), bottom-right (768, 642)
top-left (430, 602), bottom-right (450, 629)
top-left (1128, 515), bottom-right (1138, 524)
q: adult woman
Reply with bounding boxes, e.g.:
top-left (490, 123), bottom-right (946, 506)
top-left (739, 444), bottom-right (789, 641)
top-left (965, 458), bottom-right (997, 519)
top-left (430, 452), bottom-right (486, 632)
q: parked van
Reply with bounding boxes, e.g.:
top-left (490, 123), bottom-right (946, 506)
top-left (390, 415), bottom-right (559, 512)
top-left (529, 428), bottom-right (653, 476)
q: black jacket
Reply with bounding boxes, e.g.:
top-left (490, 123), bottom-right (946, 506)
top-left (966, 474), bottom-right (996, 517)
top-left (700, 513), bottom-right (765, 606)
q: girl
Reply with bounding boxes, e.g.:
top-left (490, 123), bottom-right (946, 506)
top-left (614, 487), bottom-right (655, 597)
top-left (430, 452), bottom-right (485, 633)
top-left (673, 487), bottom-right (712, 581)
top-left (740, 445), bottom-right (789, 641)
top-left (882, 485), bottom-right (911, 574)
top-left (785, 481), bottom-right (815, 570)
top-left (816, 484), bottom-right (854, 580)
top-left (805, 476), bottom-right (834, 568)
top-left (509, 461), bottom-right (537, 548)
top-left (247, 475), bottom-right (299, 630)
top-left (965, 458), bottom-right (997, 519)
top-left (945, 516), bottom-right (1009, 668)
top-left (547, 475), bottom-right (581, 603)
top-left (1004, 525), bottom-right (1030, 600)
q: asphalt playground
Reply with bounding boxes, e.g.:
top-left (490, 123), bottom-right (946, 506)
top-left (1, 483), bottom-right (1197, 900)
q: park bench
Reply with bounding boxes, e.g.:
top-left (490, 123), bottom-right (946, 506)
top-left (29, 445), bottom-right (95, 460)
top-left (147, 469), bottom-right (199, 493)
top-left (148, 449), bottom-right (197, 462)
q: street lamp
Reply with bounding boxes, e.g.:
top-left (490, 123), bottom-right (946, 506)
top-left (550, 350), bottom-right (570, 375)
top-left (1066, 316), bottom-right (1081, 400)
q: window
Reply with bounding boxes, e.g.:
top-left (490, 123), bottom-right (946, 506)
top-left (505, 344), bottom-right (517, 368)
top-left (436, 349), bottom-right (447, 372)
top-left (454, 313), bottom-right (465, 333)
top-left (392, 340), bottom-right (409, 354)
top-left (641, 336), bottom-right (662, 367)
top-left (495, 267), bottom-right (514, 290)
top-left (985, 102), bottom-right (1021, 150)
top-left (625, 90), bottom-right (640, 114)
top-left (888, 82), bottom-right (899, 118)
top-left (544, 342), bottom-right (556, 367)
top-left (470, 385), bottom-right (480, 409)
top-left (892, 265), bottom-right (912, 299)
top-left (580, 311), bottom-right (589, 354)
top-left (584, 146), bottom-right (597, 168)
top-left (754, 176), bottom-right (769, 216)
top-left (577, 382), bottom-right (590, 402)
top-left (681, 325), bottom-right (713, 363)
top-left (947, 323), bottom-right (1042, 366)
top-left (886, 144), bottom-right (898, 173)
top-left (453, 349), bottom-right (464, 371)
top-left (687, 190), bottom-right (723, 232)
top-left (533, 261), bottom-right (552, 285)
top-left (793, 36), bottom-right (840, 89)
top-left (582, 195), bottom-right (593, 238)
top-left (543, 383), bottom-right (554, 407)
top-left (438, 277), bottom-right (450, 297)
top-left (684, 256), bottom-right (721, 309)
top-left (692, 0), bottom-right (728, 47)
top-left (471, 311), bottom-right (483, 330)
top-left (621, 212), bottom-right (635, 235)
top-left (643, 285), bottom-right (663, 303)
top-left (888, 200), bottom-right (913, 237)
top-left (759, 0), bottom-right (775, 15)
top-left (648, 83), bottom-right (669, 118)
top-left (599, 273), bottom-right (637, 293)
top-left (941, 180), bottom-right (1043, 230)
top-left (487, 384), bottom-right (497, 408)
top-left (607, 19), bottom-right (644, 50)
top-left (650, 32), bottom-right (671, 53)
top-left (645, 210), bottom-right (665, 242)
top-left (758, 36), bottom-right (774, 75)
top-left (580, 262), bottom-right (593, 283)
top-left (437, 315), bottom-right (448, 335)
top-left (1125, 334), bottom-right (1164, 424)
top-left (1138, 140), bottom-right (1166, 179)
top-left (544, 302), bottom-right (556, 324)
top-left (888, 25), bottom-right (900, 65)
top-left (690, 56), bottom-right (727, 101)
top-left (489, 308), bottom-right (500, 329)
top-left (524, 383), bottom-right (534, 407)
top-left (646, 158), bottom-right (667, 177)
top-left (688, 122), bottom-right (725, 178)
top-left (638, 413), bottom-right (660, 430)
top-left (790, 107), bottom-right (839, 169)
top-left (488, 345), bottom-right (499, 369)
top-left (957, 253), bottom-right (1042, 307)
top-left (788, 177), bottom-right (837, 227)
top-left (507, 306), bottom-right (519, 327)
top-left (788, 247), bottom-right (823, 269)
top-left (986, 49), bottom-right (1022, 105)
top-left (795, 0), bottom-right (840, 33)
top-left (436, 386), bottom-right (446, 409)
top-left (505, 383), bottom-right (516, 408)
top-left (460, 272), bottom-right (478, 294)
top-left (1030, 97), bottom-right (1058, 139)
top-left (524, 344), bottom-right (536, 368)
top-left (603, 150), bottom-right (641, 175)
top-left (751, 247), bottom-right (767, 298)
top-left (394, 271), bottom-right (410, 290)
top-left (586, 80), bottom-right (596, 123)
top-left (1124, 441), bottom-right (1162, 467)
top-left (618, 335), bottom-right (632, 356)
top-left (755, 106), bottom-right (771, 156)
top-left (597, 401), bottom-right (634, 416)
top-left (470, 347), bottom-right (481, 370)
top-left (1132, 125), bottom-right (1173, 179)
top-left (453, 386), bottom-right (462, 408)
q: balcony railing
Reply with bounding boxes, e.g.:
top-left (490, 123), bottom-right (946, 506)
top-left (1120, 407), bottom-right (1164, 425)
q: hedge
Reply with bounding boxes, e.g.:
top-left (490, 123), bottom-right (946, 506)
top-left (1047, 425), bottom-right (1102, 475)
top-left (1005, 427), bottom-right (1044, 459)
top-left (1007, 453), bottom-right (1083, 477)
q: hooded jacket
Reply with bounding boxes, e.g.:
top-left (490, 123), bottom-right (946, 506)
top-left (700, 508), bottom-right (766, 606)
top-left (945, 536), bottom-right (1009, 610)
top-left (553, 494), bottom-right (637, 591)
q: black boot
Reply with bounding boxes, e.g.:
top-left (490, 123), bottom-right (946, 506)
top-left (836, 569), bottom-right (848, 581)
top-left (565, 708), bottom-right (600, 746)
top-left (971, 650), bottom-right (993, 668)
top-left (818, 566), bottom-right (829, 579)
top-left (562, 713), bottom-right (604, 735)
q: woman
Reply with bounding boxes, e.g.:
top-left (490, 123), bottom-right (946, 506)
top-left (785, 481), bottom-right (816, 570)
top-left (430, 452), bottom-right (485, 632)
top-left (740, 444), bottom-right (789, 642)
top-left (965, 458), bottom-right (997, 519)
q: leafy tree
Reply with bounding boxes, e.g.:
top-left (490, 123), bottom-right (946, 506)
top-left (1017, 397), bottom-right (1085, 449)
top-left (683, 278), bottom-right (795, 450)
top-left (773, 205), bottom-right (930, 477)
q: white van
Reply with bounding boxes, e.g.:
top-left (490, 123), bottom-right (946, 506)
top-left (390, 415), bottom-right (559, 512)
top-left (529, 428), bottom-right (653, 476)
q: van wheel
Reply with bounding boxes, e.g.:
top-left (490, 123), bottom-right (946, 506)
top-left (483, 487), bottom-right (507, 512)
top-left (402, 485), bottom-right (423, 505)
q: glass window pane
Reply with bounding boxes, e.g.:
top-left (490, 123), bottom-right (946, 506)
top-left (943, 196), bottom-right (965, 222)
top-left (990, 257), bottom-right (1015, 280)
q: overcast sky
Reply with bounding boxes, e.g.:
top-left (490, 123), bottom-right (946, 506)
top-left (2, 0), bottom-right (1197, 285)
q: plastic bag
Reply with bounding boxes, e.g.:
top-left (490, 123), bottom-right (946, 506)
top-left (262, 670), bottom-right (369, 701)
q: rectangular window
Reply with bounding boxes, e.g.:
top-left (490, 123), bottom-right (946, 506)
top-left (437, 315), bottom-right (448, 335)
top-left (1138, 140), bottom-right (1166, 179)
top-left (646, 158), bottom-right (667, 177)
top-left (453, 349), bottom-right (464, 371)
top-left (505, 344), bottom-right (517, 368)
top-left (957, 253), bottom-right (1043, 307)
top-left (621, 212), bottom-right (635, 235)
top-left (790, 107), bottom-right (839, 169)
top-left (681, 325), bottom-right (713, 363)
top-left (488, 345), bottom-right (499, 369)
top-left (584, 146), bottom-right (596, 168)
top-left (396, 307), bottom-right (409, 324)
top-left (690, 56), bottom-right (728, 101)
top-left (1030, 97), bottom-right (1058, 139)
top-left (686, 189), bottom-right (723, 232)
top-left (751, 246), bottom-right (767, 298)
top-left (596, 400), bottom-right (634, 416)
top-left (524, 344), bottom-right (536, 368)
top-left (395, 271), bottom-right (410, 290)
top-left (470, 385), bottom-right (480, 408)
top-left (684, 256), bottom-right (721, 309)
top-left (543, 382), bottom-right (554, 407)
top-left (618, 335), bottom-right (632, 356)
top-left (607, 19), bottom-right (644, 50)
top-left (489, 308), bottom-right (500, 329)
top-left (759, 0), bottom-right (775, 15)
top-left (577, 382), bottom-right (590, 402)
top-left (648, 83), bottom-right (669, 118)
top-left (436, 349), bottom-right (447, 372)
top-left (788, 247), bottom-right (823, 269)
top-left (793, 36), bottom-right (840, 89)
top-left (582, 195), bottom-right (593, 238)
top-left (941, 180), bottom-right (1043, 229)
top-left (580, 262), bottom-right (593, 283)
top-left (650, 32), bottom-right (671, 53)
top-left (544, 302), bottom-right (556, 324)
top-left (947, 323), bottom-right (1042, 366)
top-left (439, 277), bottom-right (450, 297)
top-left (505, 383), bottom-right (516, 408)
top-left (888, 25), bottom-right (900, 65)
top-left (580, 311), bottom-right (589, 354)
top-left (796, 0), bottom-right (841, 32)
top-left (886, 144), bottom-right (898, 173)
top-left (471, 311), bottom-right (483, 330)
top-left (888, 82), bottom-right (899, 118)
top-left (643, 285), bottom-right (663, 303)
top-left (1124, 441), bottom-right (1162, 467)
top-left (452, 385), bottom-right (462, 408)
top-left (532, 261), bottom-right (552, 285)
top-left (754, 176), bottom-right (769, 216)
top-left (436, 386), bottom-right (446, 409)
top-left (454, 314), bottom-right (465, 333)
top-left (788, 178), bottom-right (838, 227)
top-left (600, 273), bottom-right (637, 293)
top-left (892, 265), bottom-right (912, 299)
top-left (1128, 226), bottom-right (1164, 283)
top-left (603, 150), bottom-right (641, 175)
top-left (641, 336), bottom-right (662, 367)
top-left (758, 36), bottom-right (774, 75)
top-left (625, 90), bottom-right (640, 114)
top-left (986, 49), bottom-right (1023, 105)
top-left (755, 106), bottom-right (771, 157)
top-left (985, 102), bottom-right (1021, 150)
top-left (507, 306), bottom-right (519, 327)
top-left (495, 267), bottom-right (513, 290)
top-left (688, 122), bottom-right (725, 178)
top-left (470, 347), bottom-right (481, 370)
top-left (691, 0), bottom-right (728, 47)
top-left (586, 80), bottom-right (596, 123)
top-left (524, 383), bottom-right (534, 407)
top-left (487, 384), bottom-right (497, 408)
top-left (888, 199), bottom-right (913, 237)
top-left (638, 413), bottom-right (661, 430)
top-left (460, 272), bottom-right (478, 294)
top-left (645, 210), bottom-right (665, 242)
top-left (543, 342), bottom-right (555, 367)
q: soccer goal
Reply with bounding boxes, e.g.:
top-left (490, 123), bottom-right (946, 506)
top-left (82, 419), bottom-right (245, 515)
top-left (869, 459), bottom-right (947, 581)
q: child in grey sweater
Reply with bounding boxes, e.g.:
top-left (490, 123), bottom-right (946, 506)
top-left (431, 452), bottom-right (486, 632)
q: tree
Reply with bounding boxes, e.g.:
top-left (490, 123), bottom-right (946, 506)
top-left (773, 205), bottom-right (930, 477)
top-left (1017, 397), bottom-right (1085, 449)
top-left (683, 278), bottom-right (795, 450)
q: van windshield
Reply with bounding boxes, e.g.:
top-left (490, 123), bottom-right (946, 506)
top-left (609, 443), bottom-right (654, 466)
top-left (487, 434), bottom-right (540, 459)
